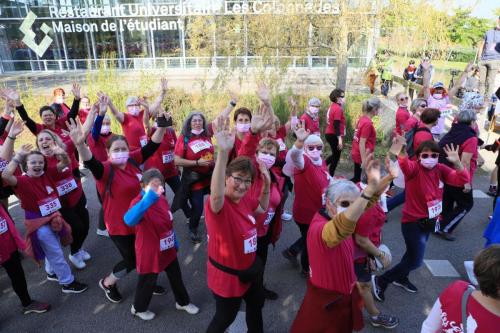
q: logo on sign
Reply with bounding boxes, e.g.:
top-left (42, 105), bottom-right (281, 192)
top-left (19, 11), bottom-right (53, 57)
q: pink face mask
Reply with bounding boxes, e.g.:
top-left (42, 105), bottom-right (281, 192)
top-left (236, 123), bottom-right (251, 133)
top-left (433, 93), bottom-right (443, 100)
top-left (420, 157), bottom-right (438, 169)
top-left (110, 151), bottom-right (129, 165)
top-left (306, 149), bottom-right (322, 161)
top-left (257, 152), bottom-right (276, 169)
top-left (127, 106), bottom-right (140, 116)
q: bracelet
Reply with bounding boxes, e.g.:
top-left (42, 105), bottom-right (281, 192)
top-left (229, 100), bottom-right (237, 107)
top-left (360, 192), bottom-right (372, 200)
top-left (7, 136), bottom-right (16, 141)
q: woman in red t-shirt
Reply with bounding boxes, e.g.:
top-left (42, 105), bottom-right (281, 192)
top-left (325, 88), bottom-right (346, 176)
top-left (299, 97), bottom-right (321, 135)
top-left (206, 116), bottom-right (271, 333)
top-left (124, 169), bottom-right (199, 320)
top-left (351, 98), bottom-right (381, 182)
top-left (36, 130), bottom-right (90, 270)
top-left (173, 112), bottom-right (215, 243)
top-left (421, 246), bottom-right (500, 333)
top-left (67, 114), bottom-right (167, 304)
top-left (393, 92), bottom-right (410, 137)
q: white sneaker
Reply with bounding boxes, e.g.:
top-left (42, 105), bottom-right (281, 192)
top-left (281, 212), bottom-right (293, 221)
top-left (77, 249), bottom-right (91, 261)
top-left (68, 254), bottom-right (86, 269)
top-left (96, 229), bottom-right (109, 237)
top-left (175, 302), bottom-right (199, 315)
top-left (131, 305), bottom-right (155, 320)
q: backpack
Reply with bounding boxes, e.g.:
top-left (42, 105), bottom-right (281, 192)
top-left (104, 158), bottom-right (141, 199)
top-left (405, 126), bottom-right (431, 158)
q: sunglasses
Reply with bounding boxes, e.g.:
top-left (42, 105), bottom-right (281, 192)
top-left (420, 153), bottom-right (439, 159)
top-left (419, 104), bottom-right (427, 108)
top-left (307, 145), bottom-right (323, 151)
top-left (338, 201), bottom-right (351, 208)
top-left (399, 97), bottom-right (409, 101)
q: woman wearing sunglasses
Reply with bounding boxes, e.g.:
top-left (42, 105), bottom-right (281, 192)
top-left (393, 92), bottom-right (410, 137)
top-left (372, 137), bottom-right (469, 302)
top-left (282, 120), bottom-right (330, 277)
top-left (402, 98), bottom-right (427, 132)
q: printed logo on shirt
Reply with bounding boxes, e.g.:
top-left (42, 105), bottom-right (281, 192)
top-left (247, 214), bottom-right (256, 225)
top-left (136, 173), bottom-right (142, 181)
top-left (45, 186), bottom-right (54, 194)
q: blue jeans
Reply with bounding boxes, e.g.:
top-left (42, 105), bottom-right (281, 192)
top-left (38, 225), bottom-right (74, 285)
top-left (379, 222), bottom-right (429, 288)
top-left (387, 190), bottom-right (405, 212)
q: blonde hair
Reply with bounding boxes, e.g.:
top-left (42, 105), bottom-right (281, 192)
top-left (37, 129), bottom-right (67, 151)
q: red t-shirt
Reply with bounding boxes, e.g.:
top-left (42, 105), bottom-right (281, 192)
top-left (35, 118), bottom-right (71, 142)
top-left (95, 150), bottom-right (143, 236)
top-left (245, 179), bottom-right (281, 238)
top-left (438, 281), bottom-right (499, 333)
top-left (300, 113), bottom-right (320, 135)
top-left (394, 107), bottom-right (410, 136)
top-left (88, 133), bottom-right (112, 162)
top-left (205, 196), bottom-right (260, 297)
top-left (78, 108), bottom-right (90, 124)
top-left (45, 154), bottom-right (83, 208)
top-left (14, 174), bottom-right (61, 218)
top-left (308, 213), bottom-right (356, 295)
top-left (292, 157), bottom-right (330, 225)
top-left (353, 204), bottom-right (385, 262)
top-left (403, 115), bottom-right (418, 133)
top-left (144, 128), bottom-right (178, 179)
top-left (174, 134), bottom-right (214, 190)
top-left (130, 194), bottom-right (177, 274)
top-left (325, 103), bottom-right (345, 136)
top-left (121, 112), bottom-right (147, 151)
top-left (270, 126), bottom-right (288, 164)
top-left (399, 156), bottom-right (469, 223)
top-left (351, 116), bottom-right (376, 164)
top-left (447, 136), bottom-right (478, 186)
top-left (0, 205), bottom-right (23, 265)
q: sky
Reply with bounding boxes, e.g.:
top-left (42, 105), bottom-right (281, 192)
top-left (441, 0), bottom-right (498, 19)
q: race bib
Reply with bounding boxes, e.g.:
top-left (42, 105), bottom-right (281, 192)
top-left (0, 218), bottom-right (7, 234)
top-left (162, 151), bottom-right (174, 164)
top-left (440, 109), bottom-right (453, 117)
top-left (0, 159), bottom-right (8, 172)
top-left (56, 178), bottom-right (78, 196)
top-left (189, 140), bottom-right (211, 154)
top-left (264, 210), bottom-right (275, 226)
top-left (38, 196), bottom-right (62, 216)
top-left (160, 231), bottom-right (175, 251)
top-left (427, 200), bottom-right (442, 219)
top-left (243, 230), bottom-right (257, 254)
top-left (140, 136), bottom-right (148, 147)
top-left (276, 138), bottom-right (287, 152)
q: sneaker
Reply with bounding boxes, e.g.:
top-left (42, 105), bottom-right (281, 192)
top-left (23, 300), bottom-right (51, 314)
top-left (370, 313), bottom-right (399, 329)
top-left (487, 185), bottom-right (497, 196)
top-left (371, 275), bottom-right (386, 302)
top-left (436, 231), bottom-right (456, 242)
top-left (99, 279), bottom-right (122, 303)
top-left (68, 253), bottom-right (86, 269)
top-left (393, 278), bottom-right (418, 293)
top-left (46, 273), bottom-right (58, 282)
top-left (131, 305), bottom-right (155, 320)
top-left (175, 302), bottom-right (199, 315)
top-left (263, 287), bottom-right (279, 300)
top-left (153, 285), bottom-right (166, 296)
top-left (62, 280), bottom-right (88, 294)
top-left (96, 229), bottom-right (109, 237)
top-left (189, 231), bottom-right (201, 244)
top-left (77, 249), bottom-right (91, 261)
top-left (281, 212), bottom-right (293, 221)
top-left (282, 249), bottom-right (298, 265)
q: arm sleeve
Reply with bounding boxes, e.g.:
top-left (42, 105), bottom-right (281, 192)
top-left (398, 155), bottom-right (419, 179)
top-left (15, 105), bottom-right (38, 134)
top-left (238, 132), bottom-right (260, 158)
top-left (321, 213), bottom-right (357, 248)
top-left (333, 120), bottom-right (341, 136)
top-left (92, 115), bottom-right (104, 141)
top-left (440, 164), bottom-right (470, 187)
top-left (420, 298), bottom-right (442, 333)
top-left (124, 191), bottom-right (159, 226)
top-left (288, 145), bottom-right (305, 170)
top-left (67, 98), bottom-right (80, 120)
top-left (0, 116), bottom-right (9, 137)
top-left (83, 156), bottom-right (104, 180)
top-left (140, 140), bottom-right (161, 163)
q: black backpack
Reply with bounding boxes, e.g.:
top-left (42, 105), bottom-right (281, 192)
top-left (405, 126), bottom-right (431, 158)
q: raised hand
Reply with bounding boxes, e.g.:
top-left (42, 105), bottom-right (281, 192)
top-left (385, 154), bottom-right (399, 179)
top-left (65, 118), bottom-right (85, 146)
top-left (98, 94), bottom-right (108, 115)
top-left (0, 88), bottom-right (20, 104)
top-left (8, 119), bottom-right (24, 138)
top-left (256, 83), bottom-right (270, 104)
top-left (288, 95), bottom-right (297, 109)
top-left (160, 77), bottom-right (168, 92)
top-left (389, 134), bottom-right (407, 156)
top-left (258, 160), bottom-right (271, 185)
top-left (213, 116), bottom-right (235, 152)
top-left (294, 120), bottom-right (310, 142)
top-left (71, 82), bottom-right (81, 99)
top-left (365, 156), bottom-right (381, 195)
top-left (444, 144), bottom-right (461, 166)
top-left (464, 62), bottom-right (474, 73)
top-left (16, 144), bottom-right (33, 159)
top-left (228, 90), bottom-right (239, 104)
top-left (250, 103), bottom-right (268, 134)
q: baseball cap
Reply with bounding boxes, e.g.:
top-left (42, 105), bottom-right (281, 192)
top-left (432, 82), bottom-right (445, 89)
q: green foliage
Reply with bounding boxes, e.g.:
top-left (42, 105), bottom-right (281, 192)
top-left (447, 9), bottom-right (491, 49)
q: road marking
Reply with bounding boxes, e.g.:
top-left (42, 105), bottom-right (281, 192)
top-left (227, 311), bottom-right (246, 332)
top-left (473, 190), bottom-right (489, 199)
top-left (424, 259), bottom-right (460, 277)
top-left (464, 261), bottom-right (478, 285)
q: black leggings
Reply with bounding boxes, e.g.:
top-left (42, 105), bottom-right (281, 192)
top-left (440, 184), bottom-right (474, 233)
top-left (110, 234), bottom-right (136, 278)
top-left (60, 193), bottom-right (90, 255)
top-left (351, 163), bottom-right (362, 183)
top-left (2, 251), bottom-right (32, 307)
top-left (206, 280), bottom-right (265, 333)
top-left (134, 258), bottom-right (190, 312)
top-left (96, 185), bottom-right (106, 231)
top-left (494, 164), bottom-right (500, 210)
top-left (325, 134), bottom-right (342, 176)
top-left (288, 222), bottom-right (310, 272)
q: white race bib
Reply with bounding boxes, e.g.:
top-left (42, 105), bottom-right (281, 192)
top-left (427, 200), bottom-right (442, 219)
top-left (440, 109), bottom-right (453, 117)
top-left (160, 231), bottom-right (175, 251)
top-left (0, 218), bottom-right (7, 234)
top-left (243, 230), bottom-right (257, 254)
top-left (162, 151), bottom-right (174, 164)
top-left (189, 140), bottom-right (211, 154)
top-left (56, 178), bottom-right (77, 196)
top-left (38, 196), bottom-right (62, 216)
top-left (276, 138), bottom-right (287, 152)
top-left (140, 136), bottom-right (148, 147)
top-left (0, 159), bottom-right (8, 172)
top-left (264, 210), bottom-right (275, 226)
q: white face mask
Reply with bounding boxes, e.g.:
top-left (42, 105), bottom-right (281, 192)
top-left (257, 152), bottom-right (276, 169)
top-left (420, 157), bottom-right (438, 169)
top-left (191, 129), bottom-right (204, 135)
top-left (336, 206), bottom-right (348, 214)
top-left (236, 123), bottom-right (251, 133)
top-left (433, 93), bottom-right (443, 99)
top-left (110, 151), bottom-right (129, 165)
top-left (306, 149), bottom-right (322, 161)
top-left (55, 96), bottom-right (64, 104)
top-left (100, 125), bottom-right (111, 135)
top-left (127, 106), bottom-right (140, 116)
top-left (309, 106), bottom-right (320, 115)
top-left (337, 98), bottom-right (345, 105)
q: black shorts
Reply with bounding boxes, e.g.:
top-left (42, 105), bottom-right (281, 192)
top-left (354, 260), bottom-right (372, 283)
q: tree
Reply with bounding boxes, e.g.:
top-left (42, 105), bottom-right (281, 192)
top-left (448, 9), bottom-right (491, 49)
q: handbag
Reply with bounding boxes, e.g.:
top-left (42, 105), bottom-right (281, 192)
top-left (209, 256), bottom-right (263, 283)
top-left (417, 217), bottom-right (440, 233)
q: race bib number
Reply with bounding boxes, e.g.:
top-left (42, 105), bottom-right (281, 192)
top-left (243, 230), bottom-right (257, 254)
top-left (276, 138), bottom-right (287, 152)
top-left (162, 151), bottom-right (174, 164)
top-left (56, 178), bottom-right (78, 196)
top-left (0, 218), bottom-right (7, 234)
top-left (38, 196), bottom-right (62, 216)
top-left (189, 140), bottom-right (211, 154)
top-left (264, 210), bottom-right (275, 226)
top-left (0, 159), bottom-right (8, 172)
top-left (427, 200), bottom-right (442, 219)
top-left (160, 231), bottom-right (175, 251)
top-left (440, 109), bottom-right (453, 117)
top-left (140, 136), bottom-right (148, 147)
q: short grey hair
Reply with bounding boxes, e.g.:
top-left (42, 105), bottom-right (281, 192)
top-left (308, 97), bottom-right (321, 106)
top-left (456, 109), bottom-right (477, 124)
top-left (326, 179), bottom-right (360, 204)
top-left (362, 97), bottom-right (381, 114)
top-left (410, 98), bottom-right (427, 113)
top-left (181, 111), bottom-right (209, 137)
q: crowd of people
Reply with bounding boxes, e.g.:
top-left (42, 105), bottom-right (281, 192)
top-left (0, 56), bottom-right (499, 332)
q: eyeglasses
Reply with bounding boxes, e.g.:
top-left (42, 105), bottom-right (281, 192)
top-left (340, 95), bottom-right (345, 98)
top-left (399, 97), bottom-right (409, 101)
top-left (231, 175), bottom-right (252, 186)
top-left (307, 145), bottom-right (323, 151)
top-left (420, 153), bottom-right (439, 159)
top-left (419, 104), bottom-right (427, 108)
top-left (338, 201), bottom-right (351, 208)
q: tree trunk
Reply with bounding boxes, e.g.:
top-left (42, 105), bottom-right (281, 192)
top-left (336, 24), bottom-right (349, 90)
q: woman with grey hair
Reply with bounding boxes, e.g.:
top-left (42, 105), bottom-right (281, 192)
top-left (436, 109), bottom-right (479, 241)
top-left (172, 111), bottom-right (214, 243)
top-left (403, 98), bottom-right (428, 132)
top-left (299, 97), bottom-right (322, 135)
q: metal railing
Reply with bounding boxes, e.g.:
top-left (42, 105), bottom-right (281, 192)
top-left (0, 55), bottom-right (370, 73)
